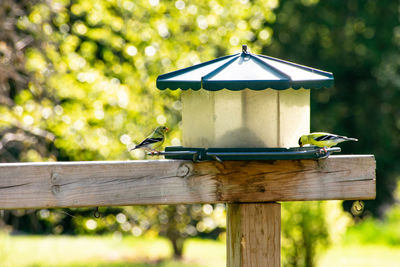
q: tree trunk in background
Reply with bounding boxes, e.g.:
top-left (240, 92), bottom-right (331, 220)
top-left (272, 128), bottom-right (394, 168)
top-left (170, 236), bottom-right (185, 259)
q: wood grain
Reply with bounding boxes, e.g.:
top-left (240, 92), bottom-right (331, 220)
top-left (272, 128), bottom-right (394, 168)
top-left (0, 155), bottom-right (376, 209)
top-left (227, 203), bottom-right (281, 267)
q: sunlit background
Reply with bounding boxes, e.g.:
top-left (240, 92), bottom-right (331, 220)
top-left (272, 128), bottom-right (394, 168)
top-left (1, 0), bottom-right (400, 266)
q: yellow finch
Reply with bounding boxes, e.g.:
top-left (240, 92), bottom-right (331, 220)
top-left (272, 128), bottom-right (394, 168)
top-left (298, 132), bottom-right (358, 151)
top-left (130, 126), bottom-right (168, 153)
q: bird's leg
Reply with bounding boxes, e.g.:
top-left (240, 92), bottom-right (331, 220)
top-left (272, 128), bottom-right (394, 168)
top-left (149, 149), bottom-right (161, 155)
top-left (319, 147), bottom-right (328, 154)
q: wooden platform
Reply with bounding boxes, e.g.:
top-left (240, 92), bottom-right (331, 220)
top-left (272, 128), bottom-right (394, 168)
top-left (0, 155), bottom-right (375, 209)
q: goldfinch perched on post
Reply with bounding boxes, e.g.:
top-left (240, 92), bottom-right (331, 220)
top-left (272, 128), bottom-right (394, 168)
top-left (130, 126), bottom-right (168, 153)
top-left (298, 132), bottom-right (358, 152)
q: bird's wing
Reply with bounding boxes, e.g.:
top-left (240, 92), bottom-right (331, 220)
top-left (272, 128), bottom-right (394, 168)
top-left (136, 137), bottom-right (163, 148)
top-left (313, 134), bottom-right (339, 141)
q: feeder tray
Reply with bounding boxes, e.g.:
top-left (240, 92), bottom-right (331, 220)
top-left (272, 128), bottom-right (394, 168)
top-left (148, 146), bottom-right (341, 162)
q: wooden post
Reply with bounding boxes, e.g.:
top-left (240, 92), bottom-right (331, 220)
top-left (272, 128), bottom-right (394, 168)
top-left (227, 203), bottom-right (281, 267)
top-left (226, 201), bottom-right (280, 267)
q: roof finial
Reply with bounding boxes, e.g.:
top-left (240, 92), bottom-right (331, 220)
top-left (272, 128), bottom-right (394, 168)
top-left (242, 44), bottom-right (248, 53)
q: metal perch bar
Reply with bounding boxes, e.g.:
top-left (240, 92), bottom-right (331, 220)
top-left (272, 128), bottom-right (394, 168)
top-left (147, 147), bottom-right (341, 161)
top-left (206, 147), bottom-right (341, 157)
top-left (147, 150), bottom-right (199, 161)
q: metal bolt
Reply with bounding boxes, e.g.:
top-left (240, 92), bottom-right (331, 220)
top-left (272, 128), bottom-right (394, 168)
top-left (177, 164), bottom-right (191, 177)
top-left (242, 44), bottom-right (248, 53)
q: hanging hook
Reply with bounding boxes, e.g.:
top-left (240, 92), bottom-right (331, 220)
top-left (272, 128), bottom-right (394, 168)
top-left (351, 200), bottom-right (365, 216)
top-left (354, 200), bottom-right (364, 212)
top-left (93, 207), bottom-right (101, 218)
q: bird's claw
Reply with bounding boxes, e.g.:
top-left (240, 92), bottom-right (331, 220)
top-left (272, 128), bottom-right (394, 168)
top-left (147, 150), bottom-right (162, 156)
top-left (319, 147), bottom-right (328, 154)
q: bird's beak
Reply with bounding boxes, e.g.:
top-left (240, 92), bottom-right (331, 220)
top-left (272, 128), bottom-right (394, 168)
top-left (165, 127), bottom-right (169, 131)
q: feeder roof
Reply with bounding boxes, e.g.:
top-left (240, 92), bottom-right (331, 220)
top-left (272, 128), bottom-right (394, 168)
top-left (157, 45), bottom-right (334, 91)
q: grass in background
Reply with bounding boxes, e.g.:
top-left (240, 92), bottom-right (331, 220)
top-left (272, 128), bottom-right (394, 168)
top-left (343, 207), bottom-right (400, 247)
top-left (319, 200), bottom-right (400, 266)
top-left (0, 234), bottom-right (225, 267)
top-left (2, 202), bottom-right (400, 267)
top-left (1, 231), bottom-right (400, 267)
top-left (318, 245), bottom-right (400, 267)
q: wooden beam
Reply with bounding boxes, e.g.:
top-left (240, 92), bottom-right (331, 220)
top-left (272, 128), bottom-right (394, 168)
top-left (0, 155), bottom-right (376, 209)
top-left (227, 203), bottom-right (281, 267)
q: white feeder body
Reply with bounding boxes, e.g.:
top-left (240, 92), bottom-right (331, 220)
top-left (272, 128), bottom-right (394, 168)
top-left (182, 88), bottom-right (310, 148)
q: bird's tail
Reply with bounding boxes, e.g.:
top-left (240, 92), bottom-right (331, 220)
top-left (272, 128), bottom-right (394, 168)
top-left (345, 137), bottom-right (358, 142)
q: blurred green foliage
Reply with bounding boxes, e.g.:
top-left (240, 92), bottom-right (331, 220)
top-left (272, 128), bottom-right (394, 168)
top-left (268, 0), bottom-right (400, 216)
top-left (344, 182), bottom-right (400, 246)
top-left (282, 202), bottom-right (329, 267)
top-left (1, 0), bottom-right (399, 266)
top-left (3, 0), bottom-right (279, 162)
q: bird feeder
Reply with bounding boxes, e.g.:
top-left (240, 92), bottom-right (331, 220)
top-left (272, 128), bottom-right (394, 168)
top-left (157, 45), bottom-right (333, 153)
top-left (156, 45), bottom-right (336, 266)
